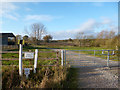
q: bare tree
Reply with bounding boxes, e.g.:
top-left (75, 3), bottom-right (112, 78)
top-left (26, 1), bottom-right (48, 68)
top-left (24, 22), bottom-right (46, 45)
top-left (96, 30), bottom-right (115, 39)
top-left (30, 22), bottom-right (46, 40)
top-left (96, 30), bottom-right (108, 39)
top-left (76, 32), bottom-right (86, 46)
top-left (95, 30), bottom-right (116, 47)
top-left (108, 30), bottom-right (115, 39)
top-left (86, 35), bottom-right (95, 39)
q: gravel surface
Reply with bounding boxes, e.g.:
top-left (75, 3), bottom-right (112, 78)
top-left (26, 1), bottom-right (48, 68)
top-left (66, 50), bottom-right (119, 88)
top-left (52, 49), bottom-right (119, 88)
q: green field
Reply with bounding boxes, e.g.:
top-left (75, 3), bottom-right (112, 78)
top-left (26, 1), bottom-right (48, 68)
top-left (2, 45), bottom-right (78, 88)
top-left (2, 45), bottom-right (119, 88)
top-left (34, 45), bottom-right (119, 61)
top-left (2, 46), bottom-right (59, 66)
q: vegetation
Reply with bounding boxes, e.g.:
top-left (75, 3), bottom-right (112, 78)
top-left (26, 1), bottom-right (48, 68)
top-left (33, 45), bottom-right (119, 61)
top-left (2, 66), bottom-right (66, 88)
top-left (2, 46), bottom-right (58, 65)
top-left (10, 25), bottom-right (119, 51)
top-left (2, 65), bottom-right (79, 89)
top-left (2, 21), bottom-right (120, 88)
top-left (2, 45), bottom-right (78, 88)
top-left (43, 35), bottom-right (53, 42)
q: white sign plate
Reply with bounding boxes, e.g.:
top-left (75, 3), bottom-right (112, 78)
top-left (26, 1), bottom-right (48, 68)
top-left (24, 52), bottom-right (34, 59)
top-left (24, 68), bottom-right (30, 75)
top-left (24, 68), bottom-right (32, 79)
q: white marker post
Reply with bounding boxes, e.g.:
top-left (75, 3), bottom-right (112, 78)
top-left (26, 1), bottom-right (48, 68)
top-left (112, 50), bottom-right (115, 55)
top-left (19, 44), bottom-right (22, 76)
top-left (61, 50), bottom-right (64, 66)
top-left (102, 50), bottom-right (104, 54)
top-left (34, 49), bottom-right (38, 73)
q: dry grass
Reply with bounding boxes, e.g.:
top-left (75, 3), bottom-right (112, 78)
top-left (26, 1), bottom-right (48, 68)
top-left (2, 66), bottom-right (69, 89)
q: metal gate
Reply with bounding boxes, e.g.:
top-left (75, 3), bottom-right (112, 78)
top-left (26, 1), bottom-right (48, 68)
top-left (63, 50), bottom-right (119, 68)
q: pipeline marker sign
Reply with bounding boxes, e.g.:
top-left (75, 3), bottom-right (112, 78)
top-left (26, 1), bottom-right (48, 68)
top-left (24, 68), bottom-right (32, 79)
top-left (24, 52), bottom-right (34, 59)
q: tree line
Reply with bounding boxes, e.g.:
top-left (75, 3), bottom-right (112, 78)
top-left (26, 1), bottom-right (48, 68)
top-left (15, 22), bottom-right (53, 45)
top-left (74, 30), bottom-right (119, 49)
top-left (9, 22), bottom-right (119, 49)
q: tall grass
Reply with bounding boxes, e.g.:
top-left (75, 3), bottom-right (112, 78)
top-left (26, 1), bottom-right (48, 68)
top-left (2, 66), bottom-right (71, 88)
top-left (2, 45), bottom-right (79, 88)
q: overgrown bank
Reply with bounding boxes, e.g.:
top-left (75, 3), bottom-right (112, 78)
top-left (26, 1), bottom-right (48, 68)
top-left (2, 45), bottom-right (78, 88)
top-left (2, 66), bottom-right (78, 88)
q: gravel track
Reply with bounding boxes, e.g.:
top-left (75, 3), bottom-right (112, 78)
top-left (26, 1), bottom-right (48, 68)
top-left (66, 50), bottom-right (119, 88)
top-left (52, 49), bottom-right (119, 88)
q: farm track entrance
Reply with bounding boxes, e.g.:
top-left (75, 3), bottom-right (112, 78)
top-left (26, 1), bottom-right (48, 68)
top-left (64, 50), bottom-right (119, 88)
top-left (65, 50), bottom-right (119, 68)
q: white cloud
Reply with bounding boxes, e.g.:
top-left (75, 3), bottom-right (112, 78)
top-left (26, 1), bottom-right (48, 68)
top-left (75, 19), bottom-right (96, 33)
top-left (65, 19), bottom-right (96, 34)
top-left (101, 17), bottom-right (112, 24)
top-left (5, 14), bottom-right (18, 21)
top-left (0, 2), bottom-right (19, 20)
top-left (0, 2), bottom-right (17, 14)
top-left (51, 18), bottom-right (117, 40)
top-left (25, 15), bottom-right (57, 21)
top-left (50, 19), bottom-right (97, 40)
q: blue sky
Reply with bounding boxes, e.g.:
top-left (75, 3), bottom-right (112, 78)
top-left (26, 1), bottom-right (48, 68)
top-left (1, 2), bottom-right (118, 40)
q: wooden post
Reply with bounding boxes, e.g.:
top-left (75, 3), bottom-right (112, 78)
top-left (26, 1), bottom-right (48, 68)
top-left (56, 51), bottom-right (59, 66)
top-left (19, 44), bottom-right (22, 76)
top-left (34, 49), bottom-right (38, 73)
top-left (61, 50), bottom-right (64, 66)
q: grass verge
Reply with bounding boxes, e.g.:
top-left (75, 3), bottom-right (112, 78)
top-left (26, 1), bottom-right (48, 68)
top-left (2, 45), bottom-right (78, 88)
top-left (2, 66), bottom-right (78, 88)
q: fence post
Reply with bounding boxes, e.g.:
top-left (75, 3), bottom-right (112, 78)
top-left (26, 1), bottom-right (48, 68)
top-left (112, 50), bottom-right (115, 55)
top-left (94, 50), bottom-right (95, 56)
top-left (61, 50), bottom-right (64, 66)
top-left (19, 44), bottom-right (22, 76)
top-left (102, 50), bottom-right (104, 54)
top-left (34, 49), bottom-right (38, 73)
top-left (107, 50), bottom-right (110, 67)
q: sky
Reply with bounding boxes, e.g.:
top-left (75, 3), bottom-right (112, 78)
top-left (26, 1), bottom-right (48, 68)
top-left (0, 2), bottom-right (118, 40)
